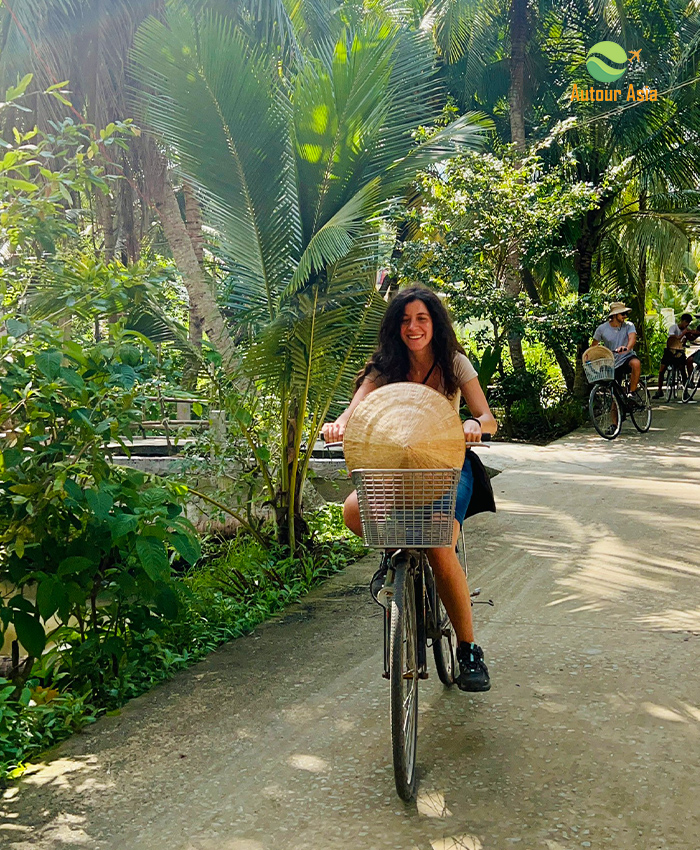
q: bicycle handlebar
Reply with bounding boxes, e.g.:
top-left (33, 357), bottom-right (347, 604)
top-left (322, 432), bottom-right (491, 447)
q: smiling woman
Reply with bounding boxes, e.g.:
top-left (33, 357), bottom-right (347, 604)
top-left (321, 284), bottom-right (498, 693)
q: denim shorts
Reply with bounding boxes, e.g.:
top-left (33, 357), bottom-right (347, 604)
top-left (429, 452), bottom-right (474, 526)
top-left (454, 452), bottom-right (474, 525)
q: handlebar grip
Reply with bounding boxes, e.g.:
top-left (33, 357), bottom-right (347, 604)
top-left (480, 433), bottom-right (491, 443)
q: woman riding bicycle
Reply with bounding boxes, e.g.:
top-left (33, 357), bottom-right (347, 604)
top-left (322, 285), bottom-right (498, 692)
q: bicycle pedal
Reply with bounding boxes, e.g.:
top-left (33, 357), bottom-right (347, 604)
top-left (418, 671), bottom-right (429, 680)
top-left (402, 671), bottom-right (415, 680)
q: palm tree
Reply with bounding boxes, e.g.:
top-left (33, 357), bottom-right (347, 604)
top-left (130, 5), bottom-right (491, 549)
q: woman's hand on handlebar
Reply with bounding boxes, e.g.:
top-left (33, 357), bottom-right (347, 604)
top-left (463, 418), bottom-right (482, 444)
top-left (321, 420), bottom-right (346, 443)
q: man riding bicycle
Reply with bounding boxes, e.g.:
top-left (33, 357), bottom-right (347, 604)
top-left (591, 302), bottom-right (642, 406)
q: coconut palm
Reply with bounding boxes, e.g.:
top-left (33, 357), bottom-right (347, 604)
top-left (130, 5), bottom-right (491, 548)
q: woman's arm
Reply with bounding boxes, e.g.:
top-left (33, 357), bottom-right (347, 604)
top-left (461, 377), bottom-right (498, 443)
top-left (320, 377), bottom-right (377, 443)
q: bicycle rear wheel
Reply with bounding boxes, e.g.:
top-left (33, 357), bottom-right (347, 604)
top-left (683, 366), bottom-right (700, 402)
top-left (432, 594), bottom-right (457, 686)
top-left (589, 383), bottom-right (621, 439)
top-left (390, 559), bottom-right (418, 800)
top-left (630, 382), bottom-right (652, 432)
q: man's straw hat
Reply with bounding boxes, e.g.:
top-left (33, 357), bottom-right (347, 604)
top-left (608, 301), bottom-right (631, 318)
top-left (343, 383), bottom-right (465, 473)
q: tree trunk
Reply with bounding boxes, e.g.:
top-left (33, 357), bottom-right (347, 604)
top-left (275, 399), bottom-right (309, 552)
top-left (182, 181), bottom-right (205, 390)
top-left (95, 190), bottom-right (116, 262)
top-left (522, 268), bottom-right (575, 391)
top-left (573, 239), bottom-right (595, 397)
top-left (116, 155), bottom-right (139, 264)
top-left (504, 254), bottom-right (527, 372)
top-left (508, 0), bottom-right (527, 153)
top-left (149, 156), bottom-right (239, 376)
top-left (505, 0), bottom-right (528, 372)
top-left (634, 192), bottom-right (648, 365)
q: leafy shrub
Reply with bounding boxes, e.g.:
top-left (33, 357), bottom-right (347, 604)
top-left (641, 315), bottom-right (670, 374)
top-left (0, 322), bottom-right (201, 668)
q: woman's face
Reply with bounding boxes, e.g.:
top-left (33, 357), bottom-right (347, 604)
top-left (400, 299), bottom-right (434, 354)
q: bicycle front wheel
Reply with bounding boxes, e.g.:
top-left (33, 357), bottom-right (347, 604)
top-left (589, 383), bottom-right (621, 439)
top-left (683, 366), bottom-right (700, 402)
top-left (390, 560), bottom-right (418, 801)
top-left (630, 382), bottom-right (652, 432)
top-left (664, 367), bottom-right (678, 401)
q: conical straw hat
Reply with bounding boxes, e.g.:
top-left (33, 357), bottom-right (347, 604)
top-left (343, 383), bottom-right (466, 473)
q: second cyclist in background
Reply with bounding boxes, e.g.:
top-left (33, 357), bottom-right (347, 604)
top-left (591, 302), bottom-right (643, 407)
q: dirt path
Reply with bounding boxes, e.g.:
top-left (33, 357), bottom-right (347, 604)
top-left (3, 403), bottom-right (700, 850)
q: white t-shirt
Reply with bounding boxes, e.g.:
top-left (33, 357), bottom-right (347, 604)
top-left (367, 351), bottom-right (478, 411)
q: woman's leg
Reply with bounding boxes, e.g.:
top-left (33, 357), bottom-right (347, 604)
top-left (343, 490), bottom-right (363, 537)
top-left (427, 520), bottom-right (475, 644)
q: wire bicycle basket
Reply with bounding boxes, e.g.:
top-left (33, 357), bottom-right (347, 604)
top-left (582, 346), bottom-right (615, 383)
top-left (351, 468), bottom-right (461, 548)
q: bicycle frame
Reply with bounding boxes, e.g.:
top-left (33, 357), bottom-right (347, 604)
top-left (380, 550), bottom-right (439, 681)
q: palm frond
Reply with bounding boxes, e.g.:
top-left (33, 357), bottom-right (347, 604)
top-left (131, 6), bottom-right (303, 315)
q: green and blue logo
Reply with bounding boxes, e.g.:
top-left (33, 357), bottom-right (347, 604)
top-left (586, 41), bottom-right (628, 82)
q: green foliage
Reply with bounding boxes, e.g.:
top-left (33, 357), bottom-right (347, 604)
top-left (0, 677), bottom-right (97, 782)
top-left (488, 356), bottom-right (586, 443)
top-left (0, 107), bottom-right (135, 266)
top-left (306, 503), bottom-right (367, 556)
top-left (469, 344), bottom-right (500, 392)
top-left (0, 322), bottom-right (200, 665)
top-left (641, 315), bottom-right (672, 375)
top-left (524, 293), bottom-right (607, 358)
top-left (400, 150), bottom-right (599, 297)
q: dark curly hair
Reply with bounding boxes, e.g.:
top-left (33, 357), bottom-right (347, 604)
top-left (355, 285), bottom-right (465, 396)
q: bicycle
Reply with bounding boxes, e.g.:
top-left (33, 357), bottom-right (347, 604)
top-left (663, 353), bottom-right (687, 402)
top-left (583, 347), bottom-right (652, 440)
top-left (351, 444), bottom-right (491, 800)
top-left (683, 355), bottom-right (700, 403)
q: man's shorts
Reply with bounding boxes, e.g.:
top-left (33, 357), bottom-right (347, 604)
top-left (661, 347), bottom-right (685, 367)
top-left (614, 351), bottom-right (639, 382)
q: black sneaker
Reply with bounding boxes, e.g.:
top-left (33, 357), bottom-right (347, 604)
top-left (627, 392), bottom-right (644, 410)
top-left (652, 390), bottom-right (663, 399)
top-left (455, 642), bottom-right (491, 692)
top-left (370, 554), bottom-right (390, 602)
